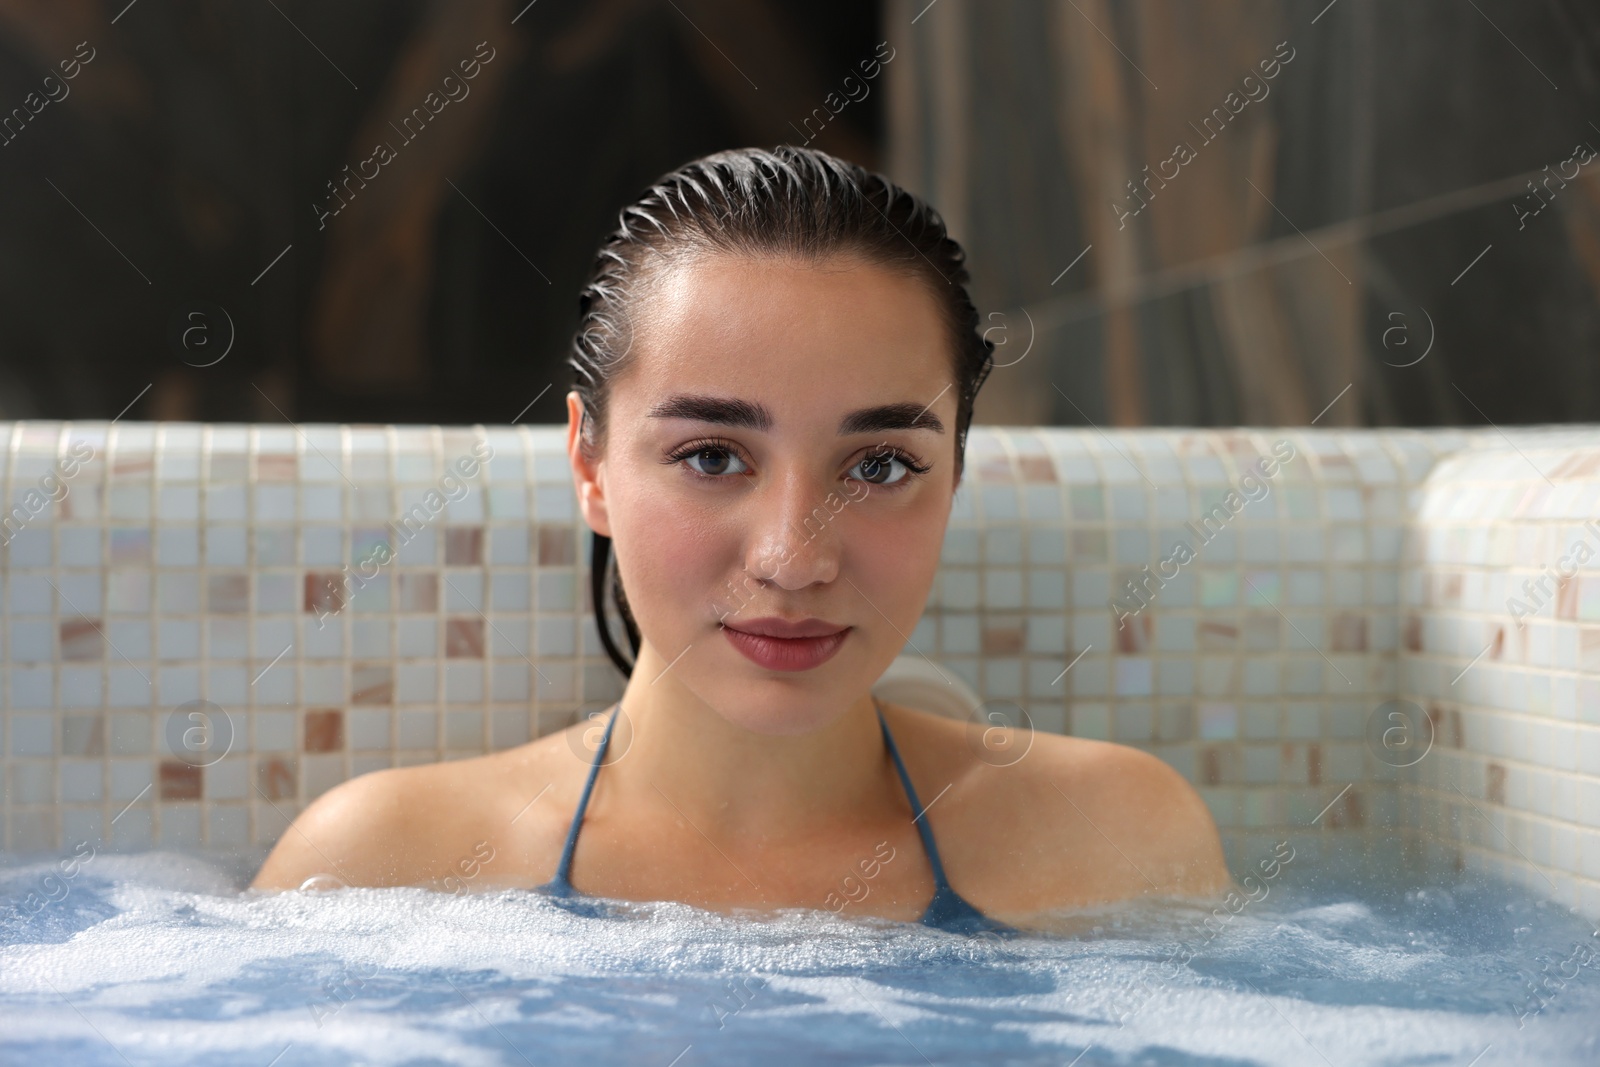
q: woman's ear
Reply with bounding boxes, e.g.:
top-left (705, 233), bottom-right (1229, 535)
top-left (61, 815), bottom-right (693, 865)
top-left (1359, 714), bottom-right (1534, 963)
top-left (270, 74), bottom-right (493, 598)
top-left (566, 391), bottom-right (612, 537)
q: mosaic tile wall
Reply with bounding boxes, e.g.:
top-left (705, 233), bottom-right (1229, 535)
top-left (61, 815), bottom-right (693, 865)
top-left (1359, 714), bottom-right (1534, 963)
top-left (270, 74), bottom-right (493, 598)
top-left (2, 420), bottom-right (1595, 912)
top-left (1401, 434), bottom-right (1600, 918)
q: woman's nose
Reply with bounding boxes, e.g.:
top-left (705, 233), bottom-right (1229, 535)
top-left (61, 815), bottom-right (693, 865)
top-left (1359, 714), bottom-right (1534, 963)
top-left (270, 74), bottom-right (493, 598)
top-left (744, 471), bottom-right (845, 591)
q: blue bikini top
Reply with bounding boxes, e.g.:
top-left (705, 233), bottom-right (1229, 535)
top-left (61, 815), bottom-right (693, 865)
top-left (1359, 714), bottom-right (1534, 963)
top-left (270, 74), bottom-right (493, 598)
top-left (539, 699), bottom-right (1015, 937)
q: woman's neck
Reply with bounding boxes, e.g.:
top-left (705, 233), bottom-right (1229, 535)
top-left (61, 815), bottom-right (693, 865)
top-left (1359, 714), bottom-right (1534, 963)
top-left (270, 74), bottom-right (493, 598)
top-left (600, 642), bottom-right (897, 839)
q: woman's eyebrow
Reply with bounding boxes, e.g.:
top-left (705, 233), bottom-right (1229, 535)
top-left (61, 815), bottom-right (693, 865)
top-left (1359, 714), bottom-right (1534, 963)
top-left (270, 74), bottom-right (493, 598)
top-left (838, 403), bottom-right (945, 435)
top-left (648, 394), bottom-right (772, 430)
top-left (647, 395), bottom-right (945, 435)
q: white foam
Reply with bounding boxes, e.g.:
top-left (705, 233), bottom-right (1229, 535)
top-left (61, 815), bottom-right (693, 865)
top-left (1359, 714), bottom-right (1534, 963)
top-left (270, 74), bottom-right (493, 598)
top-left (3, 851), bottom-right (1598, 1066)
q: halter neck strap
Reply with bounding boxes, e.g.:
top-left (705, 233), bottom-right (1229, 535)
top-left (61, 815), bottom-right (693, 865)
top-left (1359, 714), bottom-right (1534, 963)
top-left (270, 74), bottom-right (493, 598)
top-left (873, 696), bottom-right (953, 891)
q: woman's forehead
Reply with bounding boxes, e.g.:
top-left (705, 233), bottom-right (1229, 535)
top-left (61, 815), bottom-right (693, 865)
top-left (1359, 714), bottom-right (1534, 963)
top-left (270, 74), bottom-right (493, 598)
top-left (615, 253), bottom-right (954, 417)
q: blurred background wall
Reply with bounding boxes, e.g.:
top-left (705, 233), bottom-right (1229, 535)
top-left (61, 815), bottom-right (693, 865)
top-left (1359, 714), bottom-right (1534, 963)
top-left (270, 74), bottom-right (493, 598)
top-left (0, 0), bottom-right (1596, 429)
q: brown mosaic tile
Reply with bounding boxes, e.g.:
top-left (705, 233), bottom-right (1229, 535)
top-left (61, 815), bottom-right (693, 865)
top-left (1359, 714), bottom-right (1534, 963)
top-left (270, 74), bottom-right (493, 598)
top-left (208, 574), bottom-right (249, 613)
top-left (112, 452), bottom-right (153, 477)
top-left (1279, 743), bottom-right (1307, 785)
top-left (1306, 742), bottom-right (1322, 786)
top-left (1556, 575), bottom-right (1580, 620)
top-left (445, 618), bottom-right (486, 658)
top-left (258, 756), bottom-right (296, 800)
top-left (159, 761), bottom-right (202, 800)
top-left (1427, 705), bottom-right (1448, 748)
top-left (1116, 613), bottom-right (1152, 654)
top-left (1427, 704), bottom-right (1465, 749)
top-left (1017, 455), bottom-right (1057, 483)
top-left (398, 573), bottom-right (438, 612)
top-left (1551, 452), bottom-right (1600, 479)
top-left (1330, 612), bottom-right (1368, 652)
top-left (978, 456), bottom-right (1014, 482)
top-left (304, 572), bottom-right (346, 615)
top-left (257, 453), bottom-right (297, 480)
top-left (1324, 789), bottom-right (1364, 829)
top-left (1403, 614), bottom-right (1423, 652)
top-left (59, 618), bottom-right (104, 660)
top-left (352, 664), bottom-right (393, 704)
top-left (1487, 762), bottom-right (1507, 805)
top-left (445, 527), bottom-right (483, 566)
top-left (981, 614), bottom-right (1024, 654)
top-left (304, 709), bottom-right (344, 753)
top-left (538, 527), bottom-right (574, 566)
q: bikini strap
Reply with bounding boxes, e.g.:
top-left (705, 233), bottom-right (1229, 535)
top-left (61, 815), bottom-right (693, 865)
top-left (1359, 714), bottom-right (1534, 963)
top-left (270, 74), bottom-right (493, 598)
top-left (873, 697), bottom-right (954, 893)
top-left (545, 703), bottom-right (621, 896)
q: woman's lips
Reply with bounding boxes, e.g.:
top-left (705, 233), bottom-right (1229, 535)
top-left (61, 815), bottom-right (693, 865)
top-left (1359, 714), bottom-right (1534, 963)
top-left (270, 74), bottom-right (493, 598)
top-left (720, 623), bottom-right (851, 671)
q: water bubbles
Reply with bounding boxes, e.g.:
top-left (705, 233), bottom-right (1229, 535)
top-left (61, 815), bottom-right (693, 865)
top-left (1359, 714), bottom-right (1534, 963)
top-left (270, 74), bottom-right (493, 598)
top-left (298, 874), bottom-right (349, 892)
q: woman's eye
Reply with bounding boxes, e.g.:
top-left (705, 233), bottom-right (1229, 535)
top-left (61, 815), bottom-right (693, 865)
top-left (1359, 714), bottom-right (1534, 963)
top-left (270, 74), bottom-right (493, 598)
top-left (849, 452), bottom-right (911, 485)
top-left (683, 448), bottom-right (748, 477)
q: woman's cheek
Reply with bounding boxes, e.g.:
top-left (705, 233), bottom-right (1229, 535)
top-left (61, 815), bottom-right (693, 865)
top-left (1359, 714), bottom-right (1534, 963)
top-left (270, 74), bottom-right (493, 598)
top-left (851, 489), bottom-right (946, 637)
top-left (617, 474), bottom-right (738, 640)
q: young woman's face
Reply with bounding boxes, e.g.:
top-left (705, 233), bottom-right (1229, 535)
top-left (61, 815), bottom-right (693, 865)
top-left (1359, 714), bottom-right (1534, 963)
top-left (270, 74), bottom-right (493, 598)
top-left (569, 253), bottom-right (962, 735)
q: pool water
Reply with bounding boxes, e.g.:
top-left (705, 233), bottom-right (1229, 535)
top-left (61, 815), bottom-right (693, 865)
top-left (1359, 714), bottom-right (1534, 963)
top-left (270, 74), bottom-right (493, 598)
top-left (3, 848), bottom-right (1599, 1066)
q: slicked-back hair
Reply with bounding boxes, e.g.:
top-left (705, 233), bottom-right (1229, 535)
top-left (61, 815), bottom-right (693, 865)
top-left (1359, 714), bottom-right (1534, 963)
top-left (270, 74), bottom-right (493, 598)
top-left (569, 145), bottom-right (994, 677)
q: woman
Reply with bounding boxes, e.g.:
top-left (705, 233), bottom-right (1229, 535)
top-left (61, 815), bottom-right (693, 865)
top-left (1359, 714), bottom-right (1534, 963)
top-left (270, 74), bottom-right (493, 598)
top-left (252, 147), bottom-right (1229, 931)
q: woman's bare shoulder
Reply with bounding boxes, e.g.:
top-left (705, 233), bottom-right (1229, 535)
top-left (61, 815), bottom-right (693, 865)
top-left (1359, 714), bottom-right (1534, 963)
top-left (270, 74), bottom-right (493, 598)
top-left (249, 729), bottom-right (578, 891)
top-left (998, 726), bottom-right (1222, 902)
top-left (883, 702), bottom-right (1229, 907)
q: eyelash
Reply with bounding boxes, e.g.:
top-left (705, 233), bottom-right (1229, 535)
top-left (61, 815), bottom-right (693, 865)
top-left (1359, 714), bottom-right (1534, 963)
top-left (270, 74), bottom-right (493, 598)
top-left (662, 437), bottom-right (931, 487)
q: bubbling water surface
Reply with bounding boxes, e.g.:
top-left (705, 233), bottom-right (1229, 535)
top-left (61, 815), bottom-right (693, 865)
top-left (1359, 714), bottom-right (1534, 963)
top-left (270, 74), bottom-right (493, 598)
top-left (2, 850), bottom-right (1599, 1066)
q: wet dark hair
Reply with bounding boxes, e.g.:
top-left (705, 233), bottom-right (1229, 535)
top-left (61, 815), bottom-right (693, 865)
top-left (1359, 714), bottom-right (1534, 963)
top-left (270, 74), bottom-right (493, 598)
top-left (569, 145), bottom-right (994, 677)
